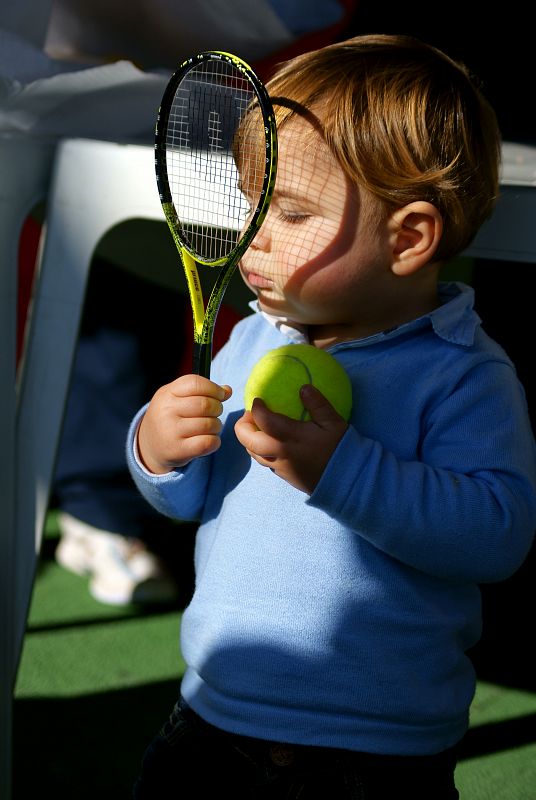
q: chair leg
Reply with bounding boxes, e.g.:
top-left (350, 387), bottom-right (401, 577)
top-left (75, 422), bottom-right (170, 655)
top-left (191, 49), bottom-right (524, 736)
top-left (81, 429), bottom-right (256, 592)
top-left (0, 135), bottom-right (55, 800)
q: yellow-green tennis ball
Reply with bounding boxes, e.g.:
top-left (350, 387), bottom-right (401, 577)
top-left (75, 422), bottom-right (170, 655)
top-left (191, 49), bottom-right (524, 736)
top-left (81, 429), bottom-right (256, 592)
top-left (244, 344), bottom-right (352, 421)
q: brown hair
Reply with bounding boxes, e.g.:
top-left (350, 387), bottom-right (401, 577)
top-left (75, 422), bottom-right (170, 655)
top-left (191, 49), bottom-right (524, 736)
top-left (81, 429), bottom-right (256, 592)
top-left (266, 34), bottom-right (501, 262)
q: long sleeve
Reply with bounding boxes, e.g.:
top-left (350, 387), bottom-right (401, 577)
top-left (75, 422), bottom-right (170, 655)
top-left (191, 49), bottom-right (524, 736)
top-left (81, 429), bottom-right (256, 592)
top-left (310, 360), bottom-right (536, 583)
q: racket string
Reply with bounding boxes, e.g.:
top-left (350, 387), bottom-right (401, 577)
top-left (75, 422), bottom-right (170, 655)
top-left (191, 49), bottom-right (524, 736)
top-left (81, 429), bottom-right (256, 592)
top-left (166, 58), bottom-right (266, 262)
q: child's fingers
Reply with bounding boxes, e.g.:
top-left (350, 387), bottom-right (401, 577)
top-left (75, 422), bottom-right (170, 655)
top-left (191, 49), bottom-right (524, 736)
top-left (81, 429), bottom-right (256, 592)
top-left (234, 409), bottom-right (282, 460)
top-left (249, 398), bottom-right (300, 437)
top-left (175, 414), bottom-right (223, 439)
top-left (174, 394), bottom-right (227, 420)
top-left (249, 390), bottom-right (347, 437)
top-left (299, 385), bottom-right (349, 430)
top-left (168, 374), bottom-right (232, 402)
top-left (138, 376), bottom-right (232, 474)
top-left (173, 432), bottom-right (224, 462)
top-left (152, 375), bottom-right (232, 420)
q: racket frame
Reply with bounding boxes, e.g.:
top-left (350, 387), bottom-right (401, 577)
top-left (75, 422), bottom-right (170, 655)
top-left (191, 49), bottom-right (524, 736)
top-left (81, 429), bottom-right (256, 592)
top-left (155, 50), bottom-right (277, 376)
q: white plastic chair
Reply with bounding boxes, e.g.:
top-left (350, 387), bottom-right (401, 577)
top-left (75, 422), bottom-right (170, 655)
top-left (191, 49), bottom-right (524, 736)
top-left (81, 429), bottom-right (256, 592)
top-left (1, 136), bottom-right (163, 799)
top-left (15, 136), bottom-right (164, 631)
top-left (0, 133), bottom-right (56, 799)
top-left (465, 142), bottom-right (536, 263)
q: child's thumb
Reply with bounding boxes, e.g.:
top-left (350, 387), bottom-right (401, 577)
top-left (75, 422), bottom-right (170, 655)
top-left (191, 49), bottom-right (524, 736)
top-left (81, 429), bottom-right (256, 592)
top-left (300, 384), bottom-right (347, 428)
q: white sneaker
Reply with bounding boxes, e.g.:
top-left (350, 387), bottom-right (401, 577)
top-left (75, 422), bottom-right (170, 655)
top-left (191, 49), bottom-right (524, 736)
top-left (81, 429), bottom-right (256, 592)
top-left (55, 512), bottom-right (179, 606)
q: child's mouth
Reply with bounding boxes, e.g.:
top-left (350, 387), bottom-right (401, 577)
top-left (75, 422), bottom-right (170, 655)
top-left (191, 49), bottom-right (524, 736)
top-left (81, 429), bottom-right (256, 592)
top-left (245, 270), bottom-right (273, 289)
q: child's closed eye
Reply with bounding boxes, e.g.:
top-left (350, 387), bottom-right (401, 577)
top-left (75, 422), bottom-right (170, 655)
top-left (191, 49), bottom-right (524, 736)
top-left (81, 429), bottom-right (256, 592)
top-left (278, 210), bottom-right (311, 224)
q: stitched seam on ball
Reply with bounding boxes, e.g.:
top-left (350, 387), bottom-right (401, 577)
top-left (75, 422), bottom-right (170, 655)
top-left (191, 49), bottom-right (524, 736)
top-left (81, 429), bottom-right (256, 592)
top-left (285, 355), bottom-right (312, 421)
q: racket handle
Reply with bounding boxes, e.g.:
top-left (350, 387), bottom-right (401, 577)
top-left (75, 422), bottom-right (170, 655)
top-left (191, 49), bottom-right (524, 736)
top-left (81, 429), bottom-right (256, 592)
top-left (193, 341), bottom-right (212, 378)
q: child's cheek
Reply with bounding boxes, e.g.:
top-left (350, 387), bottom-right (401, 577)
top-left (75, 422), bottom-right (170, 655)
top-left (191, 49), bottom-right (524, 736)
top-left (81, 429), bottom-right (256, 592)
top-left (282, 241), bottom-right (322, 278)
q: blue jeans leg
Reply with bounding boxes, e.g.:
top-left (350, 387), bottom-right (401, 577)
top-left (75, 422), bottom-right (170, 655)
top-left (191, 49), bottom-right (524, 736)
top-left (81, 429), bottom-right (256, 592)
top-left (132, 700), bottom-right (460, 800)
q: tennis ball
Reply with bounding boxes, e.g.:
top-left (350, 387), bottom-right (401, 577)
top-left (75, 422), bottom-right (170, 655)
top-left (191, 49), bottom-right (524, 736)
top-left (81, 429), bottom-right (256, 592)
top-left (244, 344), bottom-right (352, 421)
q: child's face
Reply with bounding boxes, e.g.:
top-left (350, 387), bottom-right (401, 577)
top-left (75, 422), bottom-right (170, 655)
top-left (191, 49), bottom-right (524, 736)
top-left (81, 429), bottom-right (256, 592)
top-left (239, 116), bottom-right (393, 340)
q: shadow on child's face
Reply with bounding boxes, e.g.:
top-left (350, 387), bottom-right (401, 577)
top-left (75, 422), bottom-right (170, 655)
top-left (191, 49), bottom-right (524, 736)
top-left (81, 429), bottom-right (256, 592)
top-left (239, 113), bottom-right (366, 311)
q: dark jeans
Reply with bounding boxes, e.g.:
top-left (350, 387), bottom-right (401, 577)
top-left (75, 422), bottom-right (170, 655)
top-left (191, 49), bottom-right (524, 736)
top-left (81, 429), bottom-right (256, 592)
top-left (132, 700), bottom-right (460, 799)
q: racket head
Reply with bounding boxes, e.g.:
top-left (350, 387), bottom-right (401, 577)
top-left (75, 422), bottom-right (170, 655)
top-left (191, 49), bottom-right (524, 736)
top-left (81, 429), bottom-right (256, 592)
top-left (155, 50), bottom-right (277, 268)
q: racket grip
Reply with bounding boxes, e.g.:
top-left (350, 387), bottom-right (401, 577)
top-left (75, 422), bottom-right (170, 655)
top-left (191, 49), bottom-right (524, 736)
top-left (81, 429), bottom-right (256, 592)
top-left (192, 341), bottom-right (213, 378)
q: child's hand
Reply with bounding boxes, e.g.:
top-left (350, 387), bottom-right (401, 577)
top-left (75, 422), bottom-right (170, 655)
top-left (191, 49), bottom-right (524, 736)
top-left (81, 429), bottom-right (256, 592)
top-left (234, 385), bottom-right (348, 494)
top-left (137, 375), bottom-right (232, 474)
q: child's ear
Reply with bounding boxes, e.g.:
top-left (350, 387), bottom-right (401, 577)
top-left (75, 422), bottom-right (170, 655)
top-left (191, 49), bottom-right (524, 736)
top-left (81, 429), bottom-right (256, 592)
top-left (388, 202), bottom-right (443, 276)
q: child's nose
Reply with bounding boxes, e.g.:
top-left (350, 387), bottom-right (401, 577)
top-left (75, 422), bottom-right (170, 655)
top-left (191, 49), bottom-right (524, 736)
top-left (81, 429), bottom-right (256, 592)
top-left (251, 213), bottom-right (272, 251)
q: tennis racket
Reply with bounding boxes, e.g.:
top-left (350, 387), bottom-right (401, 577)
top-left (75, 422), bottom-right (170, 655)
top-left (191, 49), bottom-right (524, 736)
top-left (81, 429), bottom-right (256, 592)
top-left (155, 51), bottom-right (278, 377)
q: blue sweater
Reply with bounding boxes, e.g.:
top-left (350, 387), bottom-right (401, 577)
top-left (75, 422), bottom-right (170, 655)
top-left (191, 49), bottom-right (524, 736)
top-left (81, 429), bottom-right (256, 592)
top-left (127, 282), bottom-right (536, 756)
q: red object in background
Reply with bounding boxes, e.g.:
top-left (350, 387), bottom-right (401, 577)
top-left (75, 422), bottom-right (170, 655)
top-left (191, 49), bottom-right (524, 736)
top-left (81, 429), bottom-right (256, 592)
top-left (17, 216), bottom-right (42, 367)
top-left (254, 0), bottom-right (358, 81)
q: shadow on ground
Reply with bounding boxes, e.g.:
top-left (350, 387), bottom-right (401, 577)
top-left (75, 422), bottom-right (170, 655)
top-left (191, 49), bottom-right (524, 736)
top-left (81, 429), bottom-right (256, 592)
top-left (13, 679), bottom-right (179, 800)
